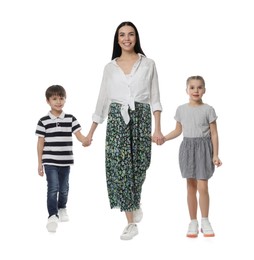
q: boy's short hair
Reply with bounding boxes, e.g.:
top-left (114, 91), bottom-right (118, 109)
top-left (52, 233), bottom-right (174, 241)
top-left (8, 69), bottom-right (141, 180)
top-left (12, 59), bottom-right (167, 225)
top-left (45, 85), bottom-right (66, 100)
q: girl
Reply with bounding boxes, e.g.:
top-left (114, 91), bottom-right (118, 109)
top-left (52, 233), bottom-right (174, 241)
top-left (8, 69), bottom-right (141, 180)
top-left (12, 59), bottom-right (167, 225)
top-left (163, 76), bottom-right (222, 238)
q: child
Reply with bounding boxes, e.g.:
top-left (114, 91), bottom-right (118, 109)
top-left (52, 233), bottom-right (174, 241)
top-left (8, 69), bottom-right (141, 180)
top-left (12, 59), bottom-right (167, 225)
top-left (35, 85), bottom-right (87, 232)
top-left (163, 76), bottom-right (222, 238)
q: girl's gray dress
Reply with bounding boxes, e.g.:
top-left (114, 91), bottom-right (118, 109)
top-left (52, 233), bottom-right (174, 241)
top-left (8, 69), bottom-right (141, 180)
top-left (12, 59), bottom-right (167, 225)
top-left (175, 103), bottom-right (217, 180)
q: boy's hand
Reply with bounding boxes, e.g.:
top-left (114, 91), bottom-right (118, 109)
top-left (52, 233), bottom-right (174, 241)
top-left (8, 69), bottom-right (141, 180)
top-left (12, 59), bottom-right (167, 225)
top-left (82, 136), bottom-right (92, 147)
top-left (38, 166), bottom-right (44, 176)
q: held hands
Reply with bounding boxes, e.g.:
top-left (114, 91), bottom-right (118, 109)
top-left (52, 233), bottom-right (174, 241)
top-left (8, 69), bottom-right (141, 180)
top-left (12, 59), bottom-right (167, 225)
top-left (152, 131), bottom-right (165, 145)
top-left (82, 135), bottom-right (93, 147)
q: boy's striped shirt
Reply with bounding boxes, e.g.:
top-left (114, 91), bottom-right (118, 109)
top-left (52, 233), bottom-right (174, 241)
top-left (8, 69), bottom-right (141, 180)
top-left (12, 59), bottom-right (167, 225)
top-left (35, 111), bottom-right (81, 166)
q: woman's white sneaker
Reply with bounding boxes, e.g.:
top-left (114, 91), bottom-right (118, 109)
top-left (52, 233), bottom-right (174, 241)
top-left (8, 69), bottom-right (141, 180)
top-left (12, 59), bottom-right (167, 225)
top-left (120, 223), bottom-right (138, 240)
top-left (133, 207), bottom-right (143, 223)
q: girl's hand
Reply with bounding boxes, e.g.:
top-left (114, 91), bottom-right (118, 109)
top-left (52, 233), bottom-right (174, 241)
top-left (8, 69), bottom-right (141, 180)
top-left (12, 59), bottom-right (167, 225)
top-left (152, 131), bottom-right (165, 145)
top-left (213, 157), bottom-right (222, 167)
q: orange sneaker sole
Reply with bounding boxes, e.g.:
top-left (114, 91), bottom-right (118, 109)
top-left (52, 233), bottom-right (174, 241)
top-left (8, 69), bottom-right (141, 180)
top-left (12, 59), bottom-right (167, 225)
top-left (203, 233), bottom-right (215, 237)
top-left (186, 234), bottom-right (198, 238)
top-left (201, 229), bottom-right (215, 237)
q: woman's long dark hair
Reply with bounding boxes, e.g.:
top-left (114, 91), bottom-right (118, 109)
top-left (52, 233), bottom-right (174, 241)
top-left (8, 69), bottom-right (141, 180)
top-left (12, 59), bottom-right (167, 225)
top-left (111, 21), bottom-right (146, 60)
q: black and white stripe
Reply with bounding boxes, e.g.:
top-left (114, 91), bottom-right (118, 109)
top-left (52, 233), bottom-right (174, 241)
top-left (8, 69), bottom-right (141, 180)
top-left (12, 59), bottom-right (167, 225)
top-left (35, 112), bottom-right (81, 166)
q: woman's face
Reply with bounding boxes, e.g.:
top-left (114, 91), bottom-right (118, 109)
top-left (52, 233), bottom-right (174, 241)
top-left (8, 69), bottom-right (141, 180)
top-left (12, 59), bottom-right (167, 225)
top-left (118, 25), bottom-right (136, 52)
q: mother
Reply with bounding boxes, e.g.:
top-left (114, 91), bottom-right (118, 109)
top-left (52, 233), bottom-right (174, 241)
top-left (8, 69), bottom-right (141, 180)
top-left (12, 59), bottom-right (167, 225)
top-left (84, 21), bottom-right (164, 240)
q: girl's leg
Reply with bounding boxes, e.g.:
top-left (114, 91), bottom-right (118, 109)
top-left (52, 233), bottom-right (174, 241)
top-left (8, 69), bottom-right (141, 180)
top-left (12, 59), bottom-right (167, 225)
top-left (187, 178), bottom-right (198, 220)
top-left (186, 179), bottom-right (199, 237)
top-left (197, 180), bottom-right (209, 218)
top-left (197, 180), bottom-right (215, 237)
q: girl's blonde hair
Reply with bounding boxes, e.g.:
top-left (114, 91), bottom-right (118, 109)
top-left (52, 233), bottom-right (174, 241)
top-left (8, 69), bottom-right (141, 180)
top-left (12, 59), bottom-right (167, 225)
top-left (186, 76), bottom-right (205, 87)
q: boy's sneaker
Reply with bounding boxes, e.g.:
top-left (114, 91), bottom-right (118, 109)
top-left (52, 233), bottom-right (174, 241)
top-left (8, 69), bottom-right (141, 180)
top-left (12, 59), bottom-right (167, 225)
top-left (201, 218), bottom-right (215, 237)
top-left (120, 223), bottom-right (138, 240)
top-left (186, 220), bottom-right (199, 238)
top-left (58, 208), bottom-right (69, 222)
top-left (46, 215), bottom-right (59, 232)
top-left (133, 207), bottom-right (143, 223)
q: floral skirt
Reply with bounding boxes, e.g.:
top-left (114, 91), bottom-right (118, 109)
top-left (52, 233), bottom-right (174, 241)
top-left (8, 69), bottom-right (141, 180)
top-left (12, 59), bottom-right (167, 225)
top-left (105, 102), bottom-right (151, 211)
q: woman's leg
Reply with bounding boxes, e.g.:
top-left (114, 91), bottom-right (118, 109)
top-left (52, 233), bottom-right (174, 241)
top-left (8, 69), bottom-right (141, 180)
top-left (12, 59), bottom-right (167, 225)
top-left (125, 211), bottom-right (134, 223)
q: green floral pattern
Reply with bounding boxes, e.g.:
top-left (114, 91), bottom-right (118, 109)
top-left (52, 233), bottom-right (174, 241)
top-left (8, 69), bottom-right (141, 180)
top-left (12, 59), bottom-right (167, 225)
top-left (105, 102), bottom-right (151, 211)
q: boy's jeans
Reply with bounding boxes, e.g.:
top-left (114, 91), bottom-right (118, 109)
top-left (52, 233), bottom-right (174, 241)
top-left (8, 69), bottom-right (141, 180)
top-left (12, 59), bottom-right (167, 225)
top-left (44, 165), bottom-right (70, 217)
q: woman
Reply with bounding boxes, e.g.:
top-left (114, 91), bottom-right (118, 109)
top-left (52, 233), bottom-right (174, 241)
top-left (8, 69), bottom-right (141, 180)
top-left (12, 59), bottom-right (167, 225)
top-left (84, 21), bottom-right (164, 240)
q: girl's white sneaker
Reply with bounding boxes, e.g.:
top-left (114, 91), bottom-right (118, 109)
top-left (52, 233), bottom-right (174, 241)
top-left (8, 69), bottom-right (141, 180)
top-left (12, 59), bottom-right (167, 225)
top-left (186, 220), bottom-right (199, 238)
top-left (201, 219), bottom-right (215, 237)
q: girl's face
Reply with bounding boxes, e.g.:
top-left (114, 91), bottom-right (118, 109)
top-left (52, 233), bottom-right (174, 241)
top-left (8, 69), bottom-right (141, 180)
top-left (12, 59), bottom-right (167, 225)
top-left (118, 25), bottom-right (136, 53)
top-left (186, 79), bottom-right (206, 103)
top-left (47, 95), bottom-right (66, 114)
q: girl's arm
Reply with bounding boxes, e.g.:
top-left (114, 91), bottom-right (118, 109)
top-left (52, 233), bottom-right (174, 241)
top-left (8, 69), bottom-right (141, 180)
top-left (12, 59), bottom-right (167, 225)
top-left (164, 121), bottom-right (182, 141)
top-left (37, 137), bottom-right (44, 176)
top-left (152, 111), bottom-right (165, 145)
top-left (210, 121), bottom-right (222, 167)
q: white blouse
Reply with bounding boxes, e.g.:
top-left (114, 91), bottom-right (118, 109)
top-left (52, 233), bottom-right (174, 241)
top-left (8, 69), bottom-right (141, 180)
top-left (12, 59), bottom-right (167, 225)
top-left (92, 54), bottom-right (162, 124)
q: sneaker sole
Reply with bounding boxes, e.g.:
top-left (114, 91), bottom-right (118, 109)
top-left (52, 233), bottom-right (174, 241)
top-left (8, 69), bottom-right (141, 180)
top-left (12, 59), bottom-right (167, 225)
top-left (201, 229), bottom-right (215, 237)
top-left (186, 233), bottom-right (198, 238)
top-left (120, 233), bottom-right (138, 240)
top-left (59, 217), bottom-right (69, 222)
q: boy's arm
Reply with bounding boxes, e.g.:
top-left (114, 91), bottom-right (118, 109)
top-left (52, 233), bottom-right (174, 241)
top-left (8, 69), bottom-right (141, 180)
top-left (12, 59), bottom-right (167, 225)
top-left (74, 130), bottom-right (87, 144)
top-left (164, 121), bottom-right (182, 141)
top-left (83, 122), bottom-right (98, 147)
top-left (37, 137), bottom-right (44, 176)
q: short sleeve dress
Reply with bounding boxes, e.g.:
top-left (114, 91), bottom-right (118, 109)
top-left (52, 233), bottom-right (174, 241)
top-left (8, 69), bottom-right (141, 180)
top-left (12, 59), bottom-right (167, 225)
top-left (174, 103), bottom-right (217, 180)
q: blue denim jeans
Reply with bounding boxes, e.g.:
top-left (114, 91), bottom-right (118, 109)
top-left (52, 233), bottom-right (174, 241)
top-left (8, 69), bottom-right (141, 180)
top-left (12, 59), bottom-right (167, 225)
top-left (44, 165), bottom-right (70, 217)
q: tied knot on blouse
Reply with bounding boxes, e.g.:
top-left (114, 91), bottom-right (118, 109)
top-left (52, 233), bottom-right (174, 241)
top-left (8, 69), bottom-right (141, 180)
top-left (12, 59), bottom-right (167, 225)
top-left (120, 96), bottom-right (135, 124)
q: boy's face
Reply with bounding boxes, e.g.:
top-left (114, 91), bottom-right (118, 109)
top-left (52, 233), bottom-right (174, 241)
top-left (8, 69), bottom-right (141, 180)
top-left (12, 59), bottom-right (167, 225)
top-left (47, 95), bottom-right (66, 113)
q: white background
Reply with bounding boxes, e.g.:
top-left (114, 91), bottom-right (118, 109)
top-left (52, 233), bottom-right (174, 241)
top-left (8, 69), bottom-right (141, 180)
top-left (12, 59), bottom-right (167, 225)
top-left (1, 0), bottom-right (253, 259)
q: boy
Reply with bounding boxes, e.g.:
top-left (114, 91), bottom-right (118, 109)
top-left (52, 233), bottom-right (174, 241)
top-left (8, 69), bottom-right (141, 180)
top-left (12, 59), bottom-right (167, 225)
top-left (36, 85), bottom-right (86, 232)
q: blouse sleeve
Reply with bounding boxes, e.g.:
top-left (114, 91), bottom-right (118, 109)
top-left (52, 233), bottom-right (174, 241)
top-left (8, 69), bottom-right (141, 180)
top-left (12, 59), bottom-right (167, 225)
top-left (150, 61), bottom-right (162, 112)
top-left (92, 66), bottom-right (110, 124)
